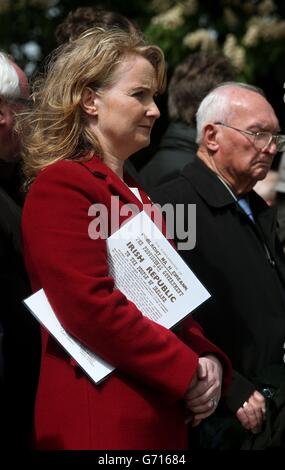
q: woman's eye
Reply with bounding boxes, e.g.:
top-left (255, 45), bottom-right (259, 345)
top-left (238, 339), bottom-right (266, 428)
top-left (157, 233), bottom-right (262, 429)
top-left (133, 91), bottom-right (145, 98)
top-left (132, 90), bottom-right (158, 102)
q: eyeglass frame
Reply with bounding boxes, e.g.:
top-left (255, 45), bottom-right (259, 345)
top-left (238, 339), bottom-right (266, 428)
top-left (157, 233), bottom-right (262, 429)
top-left (214, 121), bottom-right (285, 152)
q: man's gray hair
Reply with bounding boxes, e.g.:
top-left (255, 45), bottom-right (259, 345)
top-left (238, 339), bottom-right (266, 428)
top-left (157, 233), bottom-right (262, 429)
top-left (195, 82), bottom-right (265, 144)
top-left (0, 51), bottom-right (21, 101)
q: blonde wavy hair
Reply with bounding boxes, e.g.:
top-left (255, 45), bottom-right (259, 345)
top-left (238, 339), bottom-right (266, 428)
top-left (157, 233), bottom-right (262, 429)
top-left (20, 27), bottom-right (166, 186)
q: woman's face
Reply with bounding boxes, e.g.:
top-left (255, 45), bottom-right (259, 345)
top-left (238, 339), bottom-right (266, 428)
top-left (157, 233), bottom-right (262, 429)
top-left (87, 54), bottom-right (160, 161)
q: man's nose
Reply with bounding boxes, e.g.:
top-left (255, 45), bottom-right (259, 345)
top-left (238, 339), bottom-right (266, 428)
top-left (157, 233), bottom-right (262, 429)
top-left (263, 137), bottom-right (278, 155)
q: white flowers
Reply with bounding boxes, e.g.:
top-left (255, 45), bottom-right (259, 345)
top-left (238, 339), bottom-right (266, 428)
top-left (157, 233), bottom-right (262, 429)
top-left (183, 29), bottom-right (217, 51)
top-left (151, 3), bottom-right (185, 29)
top-left (147, 0), bottom-right (284, 75)
top-left (223, 34), bottom-right (246, 71)
top-left (243, 16), bottom-right (285, 47)
top-left (151, 0), bottom-right (198, 29)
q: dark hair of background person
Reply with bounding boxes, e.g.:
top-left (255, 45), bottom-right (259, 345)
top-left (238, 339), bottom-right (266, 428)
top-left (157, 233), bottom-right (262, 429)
top-left (55, 6), bottom-right (143, 45)
top-left (168, 50), bottom-right (236, 127)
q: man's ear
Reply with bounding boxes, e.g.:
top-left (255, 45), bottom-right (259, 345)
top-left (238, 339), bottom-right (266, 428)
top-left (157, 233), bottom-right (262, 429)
top-left (80, 87), bottom-right (98, 116)
top-left (203, 123), bottom-right (219, 151)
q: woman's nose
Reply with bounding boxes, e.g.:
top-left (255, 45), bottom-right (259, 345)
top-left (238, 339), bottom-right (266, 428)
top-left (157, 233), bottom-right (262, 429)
top-left (146, 100), bottom-right (160, 119)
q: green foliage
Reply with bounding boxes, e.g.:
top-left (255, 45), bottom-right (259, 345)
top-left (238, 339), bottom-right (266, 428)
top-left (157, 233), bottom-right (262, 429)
top-left (144, 0), bottom-right (285, 126)
top-left (0, 0), bottom-right (284, 125)
top-left (145, 24), bottom-right (190, 72)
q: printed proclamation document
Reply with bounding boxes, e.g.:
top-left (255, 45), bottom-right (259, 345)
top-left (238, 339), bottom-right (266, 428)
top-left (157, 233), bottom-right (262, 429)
top-left (24, 211), bottom-right (210, 384)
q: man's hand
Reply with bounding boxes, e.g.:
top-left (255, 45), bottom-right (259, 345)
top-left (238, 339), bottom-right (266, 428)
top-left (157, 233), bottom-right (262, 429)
top-left (236, 390), bottom-right (266, 434)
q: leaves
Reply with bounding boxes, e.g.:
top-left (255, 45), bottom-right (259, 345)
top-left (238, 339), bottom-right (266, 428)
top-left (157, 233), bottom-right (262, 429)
top-left (0, 0), bottom-right (284, 126)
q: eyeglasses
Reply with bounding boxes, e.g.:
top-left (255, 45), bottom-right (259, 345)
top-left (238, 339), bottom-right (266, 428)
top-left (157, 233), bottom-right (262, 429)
top-left (215, 121), bottom-right (285, 152)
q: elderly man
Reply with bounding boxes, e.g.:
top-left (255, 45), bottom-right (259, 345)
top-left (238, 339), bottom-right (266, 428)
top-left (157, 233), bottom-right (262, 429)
top-left (151, 82), bottom-right (285, 448)
top-left (0, 51), bottom-right (40, 448)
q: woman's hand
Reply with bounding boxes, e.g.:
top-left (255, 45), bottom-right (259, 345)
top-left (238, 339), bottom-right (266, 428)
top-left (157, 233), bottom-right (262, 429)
top-left (184, 355), bottom-right (222, 426)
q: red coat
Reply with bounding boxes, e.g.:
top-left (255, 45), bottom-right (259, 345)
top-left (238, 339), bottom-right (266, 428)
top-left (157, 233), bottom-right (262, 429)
top-left (22, 154), bottom-right (231, 450)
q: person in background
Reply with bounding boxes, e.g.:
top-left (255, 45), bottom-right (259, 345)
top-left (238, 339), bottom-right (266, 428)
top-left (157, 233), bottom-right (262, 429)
top-left (140, 51), bottom-right (235, 191)
top-left (55, 6), bottom-right (143, 44)
top-left (151, 82), bottom-right (285, 449)
top-left (0, 51), bottom-right (40, 448)
top-left (274, 152), bottom-right (285, 248)
top-left (20, 28), bottom-right (231, 450)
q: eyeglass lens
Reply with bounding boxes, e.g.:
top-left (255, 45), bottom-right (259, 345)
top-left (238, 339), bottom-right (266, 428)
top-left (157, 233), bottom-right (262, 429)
top-left (255, 133), bottom-right (285, 152)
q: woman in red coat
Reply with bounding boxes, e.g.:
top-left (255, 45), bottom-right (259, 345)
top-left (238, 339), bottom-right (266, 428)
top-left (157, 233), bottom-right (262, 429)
top-left (20, 28), bottom-right (231, 450)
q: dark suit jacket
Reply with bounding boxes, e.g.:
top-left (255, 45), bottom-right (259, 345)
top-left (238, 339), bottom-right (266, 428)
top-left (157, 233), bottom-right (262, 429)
top-left (151, 157), bottom-right (285, 412)
top-left (22, 154), bottom-right (231, 450)
top-left (140, 122), bottom-right (197, 191)
top-left (0, 163), bottom-right (40, 449)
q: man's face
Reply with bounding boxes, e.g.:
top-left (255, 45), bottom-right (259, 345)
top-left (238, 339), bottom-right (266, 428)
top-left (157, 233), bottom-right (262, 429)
top-left (0, 61), bottom-right (29, 162)
top-left (213, 90), bottom-right (280, 190)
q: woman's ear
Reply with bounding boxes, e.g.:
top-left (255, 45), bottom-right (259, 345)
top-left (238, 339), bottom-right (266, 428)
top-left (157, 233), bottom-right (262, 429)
top-left (81, 87), bottom-right (98, 116)
top-left (203, 124), bottom-right (219, 152)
